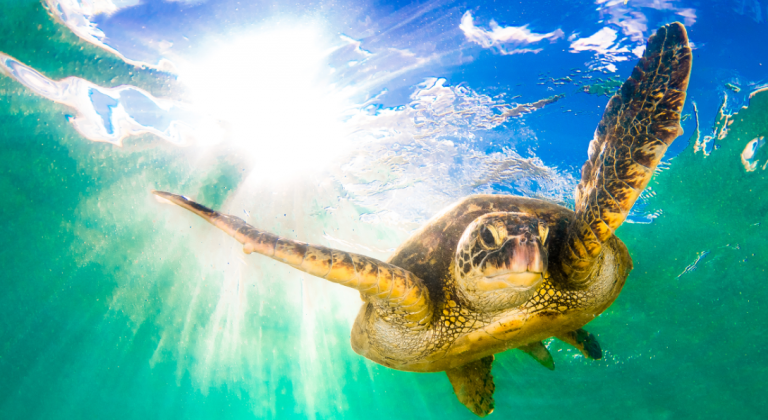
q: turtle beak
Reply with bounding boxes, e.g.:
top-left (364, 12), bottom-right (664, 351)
top-left (476, 271), bottom-right (543, 291)
top-left (477, 232), bottom-right (548, 291)
top-left (506, 232), bottom-right (547, 274)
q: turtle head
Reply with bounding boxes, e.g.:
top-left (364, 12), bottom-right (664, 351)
top-left (454, 212), bottom-right (549, 311)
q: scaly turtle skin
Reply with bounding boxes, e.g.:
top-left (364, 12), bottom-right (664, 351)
top-left (151, 23), bottom-right (691, 417)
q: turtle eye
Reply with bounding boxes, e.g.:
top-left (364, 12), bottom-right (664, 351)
top-left (479, 225), bottom-right (497, 248)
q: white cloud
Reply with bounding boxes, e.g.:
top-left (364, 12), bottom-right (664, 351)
top-left (615, 10), bottom-right (648, 42)
top-left (571, 1), bottom-right (698, 71)
top-left (459, 11), bottom-right (564, 55)
top-left (111, 0), bottom-right (142, 8)
top-left (569, 27), bottom-right (634, 70)
top-left (675, 8), bottom-right (697, 25)
top-left (596, 0), bottom-right (697, 41)
top-left (570, 27), bottom-right (618, 53)
top-left (44, 0), bottom-right (169, 70)
top-left (165, 0), bottom-right (208, 4)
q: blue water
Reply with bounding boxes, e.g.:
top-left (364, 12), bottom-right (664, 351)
top-left (1, 0), bottom-right (766, 418)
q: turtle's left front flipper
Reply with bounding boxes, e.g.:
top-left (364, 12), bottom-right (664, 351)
top-left (446, 356), bottom-right (495, 417)
top-left (151, 190), bottom-right (433, 330)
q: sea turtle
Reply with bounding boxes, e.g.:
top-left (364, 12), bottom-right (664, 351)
top-left (151, 23), bottom-right (691, 416)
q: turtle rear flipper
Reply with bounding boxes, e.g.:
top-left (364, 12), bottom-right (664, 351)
top-left (446, 356), bottom-right (495, 417)
top-left (556, 328), bottom-right (602, 360)
top-left (561, 22), bottom-right (692, 288)
top-left (519, 341), bottom-right (555, 370)
top-left (151, 190), bottom-right (434, 330)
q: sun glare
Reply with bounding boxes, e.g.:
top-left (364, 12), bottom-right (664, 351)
top-left (180, 24), bottom-right (354, 176)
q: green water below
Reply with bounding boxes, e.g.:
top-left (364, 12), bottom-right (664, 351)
top-left (1, 2), bottom-right (767, 418)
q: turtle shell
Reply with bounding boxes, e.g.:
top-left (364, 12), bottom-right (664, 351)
top-left (348, 194), bottom-right (631, 372)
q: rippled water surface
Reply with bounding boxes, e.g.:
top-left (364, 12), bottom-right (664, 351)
top-left (1, 0), bottom-right (767, 418)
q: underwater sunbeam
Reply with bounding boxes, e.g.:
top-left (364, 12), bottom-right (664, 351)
top-left (180, 25), bottom-right (353, 176)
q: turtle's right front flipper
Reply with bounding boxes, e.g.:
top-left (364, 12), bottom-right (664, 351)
top-left (561, 22), bottom-right (692, 288)
top-left (152, 190), bottom-right (433, 330)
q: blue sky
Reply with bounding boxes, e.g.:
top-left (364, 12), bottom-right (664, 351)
top-left (22, 0), bottom-right (768, 178)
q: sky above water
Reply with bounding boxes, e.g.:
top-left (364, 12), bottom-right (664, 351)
top-left (1, 0), bottom-right (767, 419)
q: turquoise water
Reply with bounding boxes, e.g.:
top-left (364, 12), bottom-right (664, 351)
top-left (1, 1), bottom-right (767, 418)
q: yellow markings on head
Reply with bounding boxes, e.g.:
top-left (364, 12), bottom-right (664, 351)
top-left (448, 300), bottom-right (457, 308)
top-left (492, 221), bottom-right (508, 243)
top-left (458, 316), bottom-right (466, 323)
top-left (443, 309), bottom-right (450, 316)
top-left (538, 223), bottom-right (549, 244)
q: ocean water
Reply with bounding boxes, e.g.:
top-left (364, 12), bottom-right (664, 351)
top-left (1, 0), bottom-right (766, 418)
